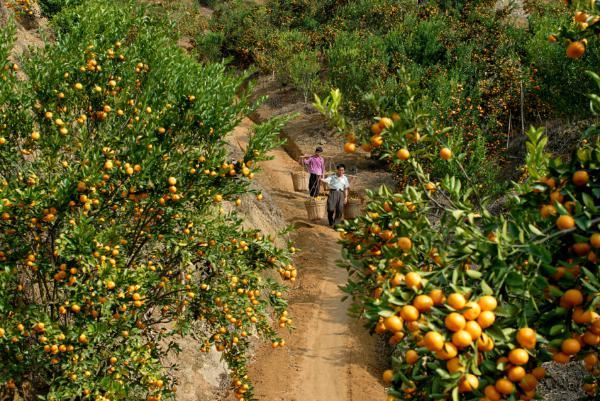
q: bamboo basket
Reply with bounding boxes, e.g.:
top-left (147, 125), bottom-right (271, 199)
top-left (291, 171), bottom-right (309, 192)
top-left (304, 197), bottom-right (327, 220)
top-left (344, 198), bottom-right (363, 219)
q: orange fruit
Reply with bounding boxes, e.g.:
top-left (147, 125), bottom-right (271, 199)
top-left (382, 369), bottom-right (394, 384)
top-left (384, 315), bottom-right (404, 332)
top-left (516, 328), bottom-right (537, 350)
top-left (495, 378), bottom-right (515, 395)
top-left (549, 191), bottom-right (564, 204)
top-left (583, 331), bottom-right (600, 346)
top-left (370, 135), bottom-right (384, 147)
top-left (344, 143), bottom-right (356, 153)
top-left (424, 331), bottom-right (445, 351)
top-left (405, 272), bottom-right (421, 289)
top-left (553, 352), bottom-right (570, 363)
top-left (413, 295), bottom-right (434, 312)
top-left (477, 295), bottom-right (497, 311)
top-left (477, 333), bottom-right (494, 352)
top-left (477, 310), bottom-right (496, 328)
top-left (520, 374), bottom-right (538, 392)
top-left (452, 330), bottom-right (473, 348)
top-left (397, 237), bottom-right (412, 251)
top-left (429, 289), bottom-right (445, 305)
top-left (562, 289), bottom-right (584, 307)
top-left (508, 348), bottom-right (529, 365)
top-left (459, 374), bottom-right (479, 392)
top-left (572, 308), bottom-right (593, 324)
top-left (572, 170), bottom-right (589, 186)
top-left (371, 123), bottom-right (382, 135)
top-left (540, 204), bottom-right (557, 218)
top-left (379, 117), bottom-right (393, 129)
top-left (447, 357), bottom-right (464, 373)
top-left (508, 366), bottom-right (526, 382)
top-left (400, 305), bottom-right (420, 322)
top-left (462, 302), bottom-right (481, 321)
top-left (531, 367), bottom-right (546, 379)
top-left (447, 293), bottom-right (466, 310)
top-left (484, 385), bottom-right (502, 401)
top-left (591, 233), bottom-right (600, 249)
top-left (396, 148), bottom-right (410, 160)
top-left (566, 40), bottom-right (586, 59)
top-left (435, 342), bottom-right (458, 360)
top-left (573, 242), bottom-right (591, 256)
top-left (440, 147), bottom-right (453, 160)
top-left (465, 321), bottom-right (482, 340)
top-left (445, 312), bottom-right (467, 332)
top-left (556, 215), bottom-right (575, 230)
top-left (406, 349), bottom-right (419, 365)
top-left (584, 353), bottom-right (598, 366)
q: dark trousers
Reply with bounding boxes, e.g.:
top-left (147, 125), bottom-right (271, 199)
top-left (309, 173), bottom-right (320, 197)
top-left (327, 190), bottom-right (344, 226)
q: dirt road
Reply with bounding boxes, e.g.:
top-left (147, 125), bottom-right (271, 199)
top-left (231, 119), bottom-right (384, 401)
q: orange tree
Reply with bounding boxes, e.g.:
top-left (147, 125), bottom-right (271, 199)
top-left (0, 2), bottom-right (294, 401)
top-left (334, 80), bottom-right (599, 399)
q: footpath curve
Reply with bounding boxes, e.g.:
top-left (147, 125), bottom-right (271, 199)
top-left (231, 118), bottom-right (384, 401)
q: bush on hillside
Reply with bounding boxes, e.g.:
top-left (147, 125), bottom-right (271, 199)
top-left (0, 2), bottom-right (294, 400)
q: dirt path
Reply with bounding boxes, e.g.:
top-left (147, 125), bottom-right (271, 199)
top-left (231, 119), bottom-right (384, 401)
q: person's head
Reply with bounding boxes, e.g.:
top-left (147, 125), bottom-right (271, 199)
top-left (336, 163), bottom-right (345, 176)
top-left (315, 146), bottom-right (323, 156)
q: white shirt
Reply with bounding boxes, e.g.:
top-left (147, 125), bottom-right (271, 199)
top-left (324, 174), bottom-right (349, 191)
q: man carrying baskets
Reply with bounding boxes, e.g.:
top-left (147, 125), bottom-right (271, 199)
top-left (301, 147), bottom-right (325, 197)
top-left (321, 164), bottom-right (350, 227)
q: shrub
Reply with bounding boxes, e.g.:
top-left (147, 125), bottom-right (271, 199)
top-left (0, 2), bottom-right (294, 400)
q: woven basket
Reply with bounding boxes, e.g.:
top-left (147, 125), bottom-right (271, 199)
top-left (344, 198), bottom-right (363, 219)
top-left (291, 171), bottom-right (309, 192)
top-left (304, 198), bottom-right (327, 220)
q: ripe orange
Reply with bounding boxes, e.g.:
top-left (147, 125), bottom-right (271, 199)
top-left (400, 305), bottom-right (420, 322)
top-left (440, 147), bottom-right (453, 160)
top-left (591, 233), bottom-right (600, 249)
top-left (406, 349), bottom-right (419, 365)
top-left (370, 135), bottom-right (384, 148)
top-left (384, 315), bottom-right (404, 332)
top-left (583, 331), bottom-right (600, 346)
top-left (495, 378), bottom-right (515, 395)
top-left (584, 353), bottom-right (598, 366)
top-left (477, 295), bottom-right (497, 311)
top-left (520, 374), bottom-right (538, 392)
top-left (573, 242), bottom-right (591, 256)
top-left (452, 330), bottom-right (473, 348)
top-left (484, 385), bottom-right (502, 401)
top-left (396, 148), bottom-right (410, 160)
top-left (566, 41), bottom-right (586, 59)
top-left (405, 272), bottom-right (421, 289)
top-left (435, 342), bottom-right (458, 360)
top-left (445, 313), bottom-right (466, 332)
top-left (516, 328), bottom-right (537, 350)
top-left (562, 289), bottom-right (584, 307)
top-left (463, 302), bottom-right (481, 321)
top-left (371, 123), bottom-right (382, 135)
top-left (477, 333), bottom-right (495, 352)
top-left (397, 237), bottom-right (412, 251)
top-left (553, 352), bottom-right (570, 363)
top-left (447, 357), bottom-right (464, 373)
top-left (508, 348), bottom-right (529, 365)
top-left (344, 143), bottom-right (356, 153)
top-left (413, 295), bottom-right (434, 312)
top-left (532, 367), bottom-right (546, 379)
top-left (424, 331), bottom-right (445, 351)
top-left (447, 293), bottom-right (466, 310)
top-left (382, 369), bottom-right (394, 384)
top-left (556, 215), bottom-right (575, 230)
top-left (465, 321), bottom-right (482, 340)
top-left (459, 374), bottom-right (479, 392)
top-left (572, 170), bottom-right (589, 186)
top-left (429, 289), bottom-right (446, 305)
top-left (477, 310), bottom-right (496, 328)
top-left (540, 204), bottom-right (557, 218)
top-left (508, 366), bottom-right (526, 382)
top-left (379, 117), bottom-right (393, 129)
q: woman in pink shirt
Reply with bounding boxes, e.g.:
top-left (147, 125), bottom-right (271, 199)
top-left (301, 147), bottom-right (325, 197)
